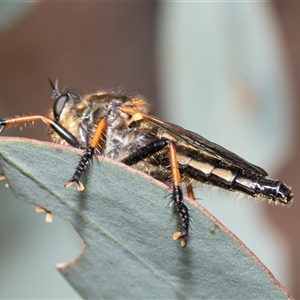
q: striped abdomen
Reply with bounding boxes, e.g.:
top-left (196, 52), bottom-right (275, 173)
top-left (176, 153), bottom-right (293, 206)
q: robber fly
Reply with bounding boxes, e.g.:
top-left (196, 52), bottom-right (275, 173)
top-left (0, 80), bottom-right (293, 247)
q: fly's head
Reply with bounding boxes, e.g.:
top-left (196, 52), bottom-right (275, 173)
top-left (48, 80), bottom-right (83, 144)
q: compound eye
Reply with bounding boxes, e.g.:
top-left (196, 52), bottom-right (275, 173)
top-left (53, 94), bottom-right (69, 121)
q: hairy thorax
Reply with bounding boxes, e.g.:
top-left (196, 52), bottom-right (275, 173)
top-left (48, 91), bottom-right (155, 161)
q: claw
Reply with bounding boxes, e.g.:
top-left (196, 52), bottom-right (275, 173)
top-left (0, 174), bottom-right (9, 188)
top-left (35, 206), bottom-right (53, 223)
top-left (35, 206), bottom-right (45, 213)
top-left (45, 212), bottom-right (53, 223)
top-left (64, 179), bottom-right (85, 191)
top-left (172, 231), bottom-right (187, 247)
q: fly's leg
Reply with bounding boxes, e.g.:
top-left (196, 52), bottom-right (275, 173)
top-left (168, 143), bottom-right (189, 247)
top-left (0, 115), bottom-right (81, 148)
top-left (65, 118), bottom-right (107, 191)
top-left (187, 184), bottom-right (196, 201)
top-left (0, 115), bottom-right (83, 218)
top-left (122, 139), bottom-right (190, 247)
top-left (121, 140), bottom-right (169, 165)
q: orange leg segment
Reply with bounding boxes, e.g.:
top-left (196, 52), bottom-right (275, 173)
top-left (65, 118), bottom-right (107, 191)
top-left (168, 143), bottom-right (189, 247)
top-left (0, 115), bottom-right (81, 147)
top-left (121, 139), bottom-right (190, 247)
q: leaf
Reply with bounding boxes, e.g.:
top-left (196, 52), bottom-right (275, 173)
top-left (0, 137), bottom-right (292, 299)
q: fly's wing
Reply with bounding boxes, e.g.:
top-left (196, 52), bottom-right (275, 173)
top-left (139, 113), bottom-right (268, 177)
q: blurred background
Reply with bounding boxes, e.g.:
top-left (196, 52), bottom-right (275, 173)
top-left (0, 2), bottom-right (299, 298)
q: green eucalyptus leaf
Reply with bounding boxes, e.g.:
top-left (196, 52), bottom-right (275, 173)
top-left (0, 137), bottom-right (292, 299)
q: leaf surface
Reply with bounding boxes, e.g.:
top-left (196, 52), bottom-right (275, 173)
top-left (0, 137), bottom-right (292, 299)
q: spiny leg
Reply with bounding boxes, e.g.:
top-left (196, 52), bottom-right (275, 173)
top-left (0, 115), bottom-right (81, 148)
top-left (122, 139), bottom-right (190, 247)
top-left (65, 118), bottom-right (107, 191)
top-left (168, 143), bottom-right (189, 247)
top-left (121, 139), bottom-right (168, 165)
